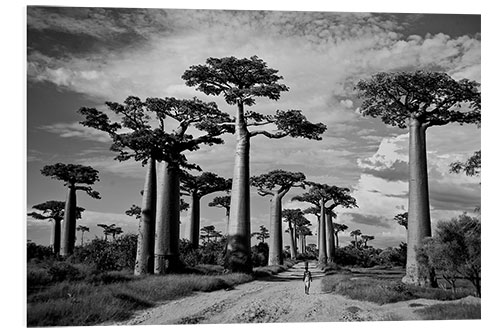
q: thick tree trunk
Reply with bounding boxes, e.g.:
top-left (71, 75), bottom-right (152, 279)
top-left (288, 221), bottom-right (297, 260)
top-left (334, 232), bottom-right (339, 249)
top-left (52, 217), bottom-right (62, 255)
top-left (155, 162), bottom-right (181, 274)
top-left (403, 118), bottom-right (432, 286)
top-left (318, 199), bottom-right (327, 264)
top-left (225, 102), bottom-right (252, 273)
top-left (325, 212), bottom-right (335, 263)
top-left (61, 185), bottom-right (76, 257)
top-left (188, 192), bottom-right (201, 248)
top-left (268, 194), bottom-right (284, 265)
top-left (134, 158), bottom-right (156, 275)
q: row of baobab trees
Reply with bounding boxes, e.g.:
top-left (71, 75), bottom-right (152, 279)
top-left (30, 55), bottom-right (481, 287)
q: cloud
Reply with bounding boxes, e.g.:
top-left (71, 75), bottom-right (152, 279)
top-left (345, 212), bottom-right (392, 228)
top-left (40, 122), bottom-right (112, 143)
top-left (360, 159), bottom-right (409, 182)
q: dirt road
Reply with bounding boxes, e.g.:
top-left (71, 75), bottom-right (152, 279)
top-left (115, 262), bottom-right (479, 325)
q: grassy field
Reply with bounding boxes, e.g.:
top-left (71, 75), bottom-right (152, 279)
top-left (321, 266), bottom-right (480, 320)
top-left (27, 263), bottom-right (253, 327)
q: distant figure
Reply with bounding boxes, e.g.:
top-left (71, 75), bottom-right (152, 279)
top-left (303, 263), bottom-right (312, 295)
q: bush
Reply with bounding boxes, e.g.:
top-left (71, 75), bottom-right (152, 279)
top-left (378, 242), bottom-right (407, 267)
top-left (27, 241), bottom-right (54, 261)
top-left (251, 242), bottom-right (269, 267)
top-left (179, 238), bottom-right (226, 267)
top-left (70, 234), bottom-right (138, 271)
top-left (415, 303), bottom-right (481, 320)
top-left (334, 246), bottom-right (380, 267)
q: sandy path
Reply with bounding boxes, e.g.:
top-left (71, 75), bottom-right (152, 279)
top-left (113, 262), bottom-right (480, 325)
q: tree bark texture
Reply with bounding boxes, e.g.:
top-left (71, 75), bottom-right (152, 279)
top-left (403, 118), bottom-right (432, 286)
top-left (318, 199), bottom-right (327, 264)
top-left (288, 221), bottom-right (297, 260)
top-left (268, 194), bottom-right (284, 265)
top-left (155, 162), bottom-right (181, 274)
top-left (61, 185), bottom-right (76, 257)
top-left (134, 158), bottom-right (157, 275)
top-left (188, 193), bottom-right (201, 248)
top-left (225, 102), bottom-right (252, 273)
top-left (325, 212), bottom-right (335, 263)
top-left (52, 217), bottom-right (62, 255)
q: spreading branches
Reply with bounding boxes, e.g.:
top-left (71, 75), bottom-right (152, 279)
top-left (355, 71), bottom-right (481, 129)
top-left (41, 163), bottom-right (101, 199)
top-left (450, 150), bottom-right (481, 177)
top-left (251, 170), bottom-right (305, 197)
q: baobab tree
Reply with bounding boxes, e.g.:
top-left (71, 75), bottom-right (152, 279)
top-left (28, 201), bottom-right (84, 255)
top-left (350, 229), bottom-right (362, 249)
top-left (332, 223), bottom-right (348, 248)
top-left (208, 195), bottom-right (231, 234)
top-left (282, 209), bottom-right (310, 260)
top-left (361, 235), bottom-right (375, 248)
top-left (200, 225), bottom-right (223, 243)
top-left (41, 163), bottom-right (100, 257)
top-left (295, 221), bottom-right (313, 254)
top-left (356, 71), bottom-right (480, 285)
top-left (181, 172), bottom-right (231, 248)
top-left (251, 169), bottom-right (305, 265)
top-left (183, 55), bottom-right (326, 273)
top-left (251, 225), bottom-right (270, 244)
top-left (76, 225), bottom-right (89, 246)
top-left (293, 183), bottom-right (357, 264)
top-left (80, 96), bottom-right (232, 274)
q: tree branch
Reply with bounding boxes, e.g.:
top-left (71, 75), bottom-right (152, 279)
top-left (249, 130), bottom-right (288, 138)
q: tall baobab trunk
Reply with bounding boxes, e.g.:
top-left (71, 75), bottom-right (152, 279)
top-left (325, 212), bottom-right (335, 263)
top-left (268, 194), bottom-right (284, 265)
top-left (403, 118), bottom-right (433, 286)
top-left (318, 199), bottom-right (327, 265)
top-left (155, 162), bottom-right (181, 274)
top-left (52, 217), bottom-right (62, 256)
top-left (189, 192), bottom-right (201, 248)
top-left (134, 158), bottom-right (156, 275)
top-left (226, 102), bottom-right (252, 273)
top-left (287, 221), bottom-right (297, 260)
top-left (61, 184), bottom-right (76, 257)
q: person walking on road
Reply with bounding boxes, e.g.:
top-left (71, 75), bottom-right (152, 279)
top-left (303, 262), bottom-right (312, 295)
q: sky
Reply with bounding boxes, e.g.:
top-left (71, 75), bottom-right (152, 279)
top-left (25, 2), bottom-right (482, 250)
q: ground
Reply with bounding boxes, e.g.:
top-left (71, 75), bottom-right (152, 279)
top-left (108, 262), bottom-right (480, 325)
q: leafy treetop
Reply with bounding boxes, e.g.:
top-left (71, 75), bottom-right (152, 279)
top-left (41, 163), bottom-right (101, 199)
top-left (450, 150), bottom-right (481, 176)
top-left (208, 195), bottom-right (231, 210)
top-left (250, 169), bottom-right (305, 197)
top-left (28, 200), bottom-right (85, 221)
top-left (394, 212), bottom-right (408, 229)
top-left (180, 172), bottom-right (231, 197)
top-left (355, 71), bottom-right (481, 129)
top-left (293, 182), bottom-right (357, 214)
top-left (182, 55), bottom-right (326, 140)
top-left (79, 96), bottom-right (233, 168)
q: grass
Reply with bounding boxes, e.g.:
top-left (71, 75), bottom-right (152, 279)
top-left (415, 303), bottom-right (481, 320)
top-left (28, 269), bottom-right (253, 327)
top-left (321, 272), bottom-right (475, 305)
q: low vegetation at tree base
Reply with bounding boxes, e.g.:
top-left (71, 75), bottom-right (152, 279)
top-left (321, 272), bottom-right (476, 305)
top-left (414, 303), bottom-right (481, 320)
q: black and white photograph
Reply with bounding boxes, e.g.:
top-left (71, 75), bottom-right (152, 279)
top-left (16, 0), bottom-right (493, 330)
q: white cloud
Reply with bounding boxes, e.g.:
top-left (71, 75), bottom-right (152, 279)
top-left (40, 122), bottom-right (112, 143)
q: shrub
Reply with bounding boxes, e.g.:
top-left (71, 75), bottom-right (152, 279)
top-left (48, 262), bottom-right (85, 282)
top-left (415, 303), bottom-right (481, 320)
top-left (251, 242), bottom-right (269, 267)
top-left (27, 241), bottom-right (54, 261)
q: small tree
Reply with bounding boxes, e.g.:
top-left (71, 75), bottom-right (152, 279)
top-left (41, 163), bottom-right (100, 256)
top-left (251, 169), bottom-right (305, 265)
top-left (418, 213), bottom-right (480, 296)
top-left (356, 71), bottom-right (480, 285)
top-left (181, 172), bottom-right (231, 248)
top-left (361, 235), bottom-right (375, 248)
top-left (28, 201), bottom-right (84, 255)
top-left (251, 225), bottom-right (270, 244)
top-left (76, 225), bottom-right (90, 246)
top-left (332, 223), bottom-right (348, 248)
top-left (350, 229), bottom-right (362, 249)
top-left (208, 195), bottom-right (231, 234)
top-left (183, 55), bottom-right (326, 273)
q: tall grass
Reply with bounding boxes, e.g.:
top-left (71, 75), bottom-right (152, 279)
top-left (28, 270), bottom-right (253, 327)
top-left (415, 303), bottom-right (481, 320)
top-left (321, 273), bottom-right (474, 305)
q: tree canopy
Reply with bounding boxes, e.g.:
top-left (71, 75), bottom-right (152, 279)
top-left (41, 163), bottom-right (101, 198)
top-left (450, 150), bottom-right (481, 176)
top-left (181, 172), bottom-right (231, 197)
top-left (355, 71), bottom-right (481, 129)
top-left (28, 201), bottom-right (85, 221)
top-left (251, 170), bottom-right (305, 196)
